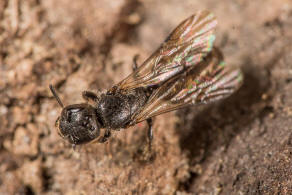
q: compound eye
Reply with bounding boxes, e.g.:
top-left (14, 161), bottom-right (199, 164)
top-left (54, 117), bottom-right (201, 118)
top-left (65, 108), bottom-right (83, 123)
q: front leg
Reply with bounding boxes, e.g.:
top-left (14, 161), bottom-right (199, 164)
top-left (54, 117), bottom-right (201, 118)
top-left (82, 91), bottom-right (99, 104)
top-left (98, 129), bottom-right (111, 143)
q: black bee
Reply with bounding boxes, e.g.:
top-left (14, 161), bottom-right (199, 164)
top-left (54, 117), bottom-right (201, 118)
top-left (50, 10), bottom-right (243, 148)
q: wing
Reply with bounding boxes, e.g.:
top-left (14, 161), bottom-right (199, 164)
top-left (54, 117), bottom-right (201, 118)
top-left (132, 48), bottom-right (243, 123)
top-left (116, 10), bottom-right (217, 90)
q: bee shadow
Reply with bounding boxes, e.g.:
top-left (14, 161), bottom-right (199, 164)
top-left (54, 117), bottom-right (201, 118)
top-left (176, 64), bottom-right (273, 163)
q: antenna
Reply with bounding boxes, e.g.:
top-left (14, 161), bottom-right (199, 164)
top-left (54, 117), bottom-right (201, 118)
top-left (49, 84), bottom-right (64, 108)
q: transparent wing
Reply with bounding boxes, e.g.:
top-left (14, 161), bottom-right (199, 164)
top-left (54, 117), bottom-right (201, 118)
top-left (116, 10), bottom-right (217, 90)
top-left (132, 48), bottom-right (243, 123)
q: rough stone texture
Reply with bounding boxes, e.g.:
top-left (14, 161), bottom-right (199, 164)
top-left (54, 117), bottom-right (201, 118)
top-left (0, 0), bottom-right (292, 194)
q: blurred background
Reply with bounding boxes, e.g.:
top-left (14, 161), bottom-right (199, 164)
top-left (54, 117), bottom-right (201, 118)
top-left (0, 0), bottom-right (292, 194)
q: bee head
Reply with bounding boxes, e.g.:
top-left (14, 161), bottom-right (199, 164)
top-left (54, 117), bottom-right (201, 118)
top-left (56, 104), bottom-right (101, 145)
top-left (50, 85), bottom-right (101, 145)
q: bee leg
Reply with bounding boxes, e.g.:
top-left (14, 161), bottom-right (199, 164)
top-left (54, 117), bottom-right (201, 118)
top-left (147, 118), bottom-right (153, 151)
top-left (132, 54), bottom-right (139, 71)
top-left (98, 129), bottom-right (111, 143)
top-left (104, 129), bottom-right (111, 140)
top-left (82, 91), bottom-right (99, 104)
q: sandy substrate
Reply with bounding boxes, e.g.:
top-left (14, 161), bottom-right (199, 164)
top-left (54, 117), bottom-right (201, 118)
top-left (0, 0), bottom-right (292, 194)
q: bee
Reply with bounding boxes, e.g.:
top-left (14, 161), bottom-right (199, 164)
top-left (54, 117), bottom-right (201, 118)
top-left (50, 10), bottom-right (243, 149)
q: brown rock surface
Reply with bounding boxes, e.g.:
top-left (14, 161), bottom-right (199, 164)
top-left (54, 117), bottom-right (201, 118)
top-left (0, 0), bottom-right (292, 194)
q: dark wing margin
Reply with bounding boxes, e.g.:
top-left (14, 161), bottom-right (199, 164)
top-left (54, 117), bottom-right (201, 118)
top-left (116, 10), bottom-right (217, 90)
top-left (132, 48), bottom-right (243, 123)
